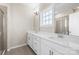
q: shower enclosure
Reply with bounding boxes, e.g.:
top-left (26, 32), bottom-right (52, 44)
top-left (0, 6), bottom-right (7, 55)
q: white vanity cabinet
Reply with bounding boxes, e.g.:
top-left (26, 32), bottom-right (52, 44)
top-left (27, 32), bottom-right (78, 55)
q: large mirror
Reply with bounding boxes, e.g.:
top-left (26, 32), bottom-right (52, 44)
top-left (54, 3), bottom-right (79, 36)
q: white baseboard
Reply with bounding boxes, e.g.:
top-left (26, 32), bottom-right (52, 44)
top-left (7, 43), bottom-right (27, 51)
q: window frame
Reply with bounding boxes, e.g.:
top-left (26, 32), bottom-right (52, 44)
top-left (40, 8), bottom-right (53, 27)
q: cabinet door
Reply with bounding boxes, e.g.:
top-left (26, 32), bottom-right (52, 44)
top-left (41, 39), bottom-right (52, 55)
top-left (51, 49), bottom-right (63, 55)
top-left (33, 36), bottom-right (41, 55)
top-left (27, 34), bottom-right (33, 48)
top-left (41, 39), bottom-right (64, 55)
top-left (30, 34), bottom-right (34, 49)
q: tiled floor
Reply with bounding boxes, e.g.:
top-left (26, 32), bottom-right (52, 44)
top-left (5, 45), bottom-right (36, 55)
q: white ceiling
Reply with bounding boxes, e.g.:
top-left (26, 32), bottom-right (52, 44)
top-left (21, 3), bottom-right (79, 15)
top-left (55, 3), bottom-right (79, 14)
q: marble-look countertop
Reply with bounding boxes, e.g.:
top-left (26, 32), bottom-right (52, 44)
top-left (27, 31), bottom-right (79, 54)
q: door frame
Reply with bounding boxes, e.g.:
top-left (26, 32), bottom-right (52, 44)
top-left (0, 5), bottom-right (7, 51)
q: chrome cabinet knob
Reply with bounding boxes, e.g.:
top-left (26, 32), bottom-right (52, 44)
top-left (49, 50), bottom-right (51, 55)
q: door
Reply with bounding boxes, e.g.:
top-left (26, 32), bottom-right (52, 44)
top-left (0, 10), bottom-right (3, 50)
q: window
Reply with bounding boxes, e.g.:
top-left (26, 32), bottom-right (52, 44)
top-left (40, 9), bottom-right (53, 26)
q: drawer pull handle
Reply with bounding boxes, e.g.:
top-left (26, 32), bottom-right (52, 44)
top-left (49, 50), bottom-right (51, 55)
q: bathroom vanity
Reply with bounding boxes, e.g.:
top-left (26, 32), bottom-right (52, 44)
top-left (27, 31), bottom-right (79, 55)
top-left (27, 8), bottom-right (79, 55)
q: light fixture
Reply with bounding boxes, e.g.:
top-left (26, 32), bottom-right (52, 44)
top-left (32, 4), bottom-right (39, 15)
top-left (33, 7), bottom-right (39, 15)
top-left (34, 11), bottom-right (39, 15)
